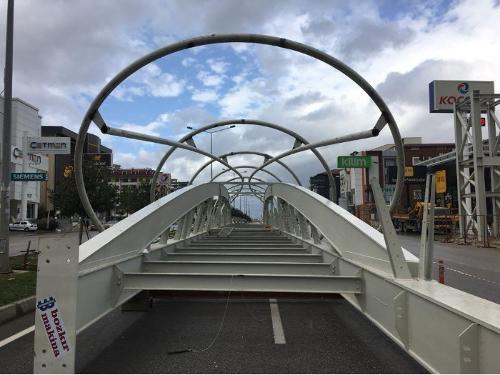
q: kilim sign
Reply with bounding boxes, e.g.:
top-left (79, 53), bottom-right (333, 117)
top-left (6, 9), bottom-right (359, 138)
top-left (337, 155), bottom-right (372, 168)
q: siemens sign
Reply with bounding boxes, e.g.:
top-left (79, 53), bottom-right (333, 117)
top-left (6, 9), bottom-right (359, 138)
top-left (429, 80), bottom-right (494, 113)
top-left (27, 137), bottom-right (71, 154)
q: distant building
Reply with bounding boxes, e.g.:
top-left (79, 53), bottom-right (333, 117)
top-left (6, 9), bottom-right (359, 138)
top-left (309, 169), bottom-right (341, 203)
top-left (170, 178), bottom-right (188, 192)
top-left (40, 126), bottom-right (113, 214)
top-left (0, 97), bottom-right (49, 221)
top-left (111, 168), bottom-right (171, 197)
top-left (337, 137), bottom-right (455, 216)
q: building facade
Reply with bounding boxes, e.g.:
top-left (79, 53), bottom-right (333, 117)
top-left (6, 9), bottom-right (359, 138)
top-left (336, 138), bottom-right (455, 215)
top-left (40, 126), bottom-right (113, 214)
top-left (0, 97), bottom-right (49, 221)
top-left (111, 168), bottom-right (171, 197)
top-left (309, 169), bottom-right (341, 203)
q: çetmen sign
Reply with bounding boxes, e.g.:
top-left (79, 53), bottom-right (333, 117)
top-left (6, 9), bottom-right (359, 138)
top-left (429, 80), bottom-right (494, 113)
top-left (27, 137), bottom-right (71, 154)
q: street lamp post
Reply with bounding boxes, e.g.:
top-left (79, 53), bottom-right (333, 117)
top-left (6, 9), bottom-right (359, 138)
top-left (187, 125), bottom-right (235, 180)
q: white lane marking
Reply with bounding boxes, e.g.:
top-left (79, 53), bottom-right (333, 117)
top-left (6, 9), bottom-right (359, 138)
top-left (0, 325), bottom-right (34, 349)
top-left (269, 298), bottom-right (286, 344)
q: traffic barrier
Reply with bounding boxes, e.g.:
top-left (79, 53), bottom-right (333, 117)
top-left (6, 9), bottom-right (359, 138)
top-left (438, 259), bottom-right (445, 284)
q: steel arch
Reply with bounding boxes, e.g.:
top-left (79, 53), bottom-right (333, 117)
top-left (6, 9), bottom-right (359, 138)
top-left (149, 119), bottom-right (331, 203)
top-left (188, 150), bottom-right (301, 186)
top-left (75, 34), bottom-right (404, 231)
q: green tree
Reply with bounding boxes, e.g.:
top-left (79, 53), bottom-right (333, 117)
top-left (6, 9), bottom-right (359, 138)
top-left (231, 207), bottom-right (251, 222)
top-left (118, 182), bottom-right (152, 215)
top-left (51, 161), bottom-right (118, 243)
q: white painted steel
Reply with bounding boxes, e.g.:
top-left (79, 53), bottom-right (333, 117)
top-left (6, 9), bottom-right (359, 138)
top-left (269, 299), bottom-right (286, 344)
top-left (264, 183), bottom-right (418, 275)
top-left (264, 182), bottom-right (500, 373)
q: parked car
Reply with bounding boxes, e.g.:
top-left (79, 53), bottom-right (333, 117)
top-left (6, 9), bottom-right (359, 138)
top-left (9, 221), bottom-right (38, 232)
top-left (104, 219), bottom-right (119, 229)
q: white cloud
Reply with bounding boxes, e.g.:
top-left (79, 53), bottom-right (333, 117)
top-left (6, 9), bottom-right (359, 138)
top-left (182, 57), bottom-right (196, 67)
top-left (207, 58), bottom-right (230, 74)
top-left (4, 0), bottom-right (500, 210)
top-left (196, 70), bottom-right (224, 87)
top-left (192, 89), bottom-right (219, 103)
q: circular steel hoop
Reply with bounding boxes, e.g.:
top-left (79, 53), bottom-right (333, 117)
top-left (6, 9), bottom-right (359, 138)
top-left (149, 119), bottom-right (333, 203)
top-left (76, 34), bottom-right (404, 230)
top-left (188, 150), bottom-right (301, 186)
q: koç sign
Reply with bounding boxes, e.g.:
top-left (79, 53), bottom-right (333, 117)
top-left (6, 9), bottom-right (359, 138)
top-left (27, 137), bottom-right (71, 154)
top-left (429, 80), bottom-right (494, 113)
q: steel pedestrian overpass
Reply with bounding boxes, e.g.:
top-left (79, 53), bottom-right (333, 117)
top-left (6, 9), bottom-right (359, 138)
top-left (32, 34), bottom-right (500, 373)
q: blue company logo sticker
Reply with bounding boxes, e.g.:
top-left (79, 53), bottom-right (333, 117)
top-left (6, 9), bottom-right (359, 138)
top-left (36, 296), bottom-right (71, 358)
top-left (458, 82), bottom-right (469, 95)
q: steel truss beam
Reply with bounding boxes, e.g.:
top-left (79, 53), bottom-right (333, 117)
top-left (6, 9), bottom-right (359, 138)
top-left (454, 91), bottom-right (500, 242)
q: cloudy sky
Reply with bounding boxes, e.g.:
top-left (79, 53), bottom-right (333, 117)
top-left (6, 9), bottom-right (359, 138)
top-left (1, 0), bottom-right (499, 217)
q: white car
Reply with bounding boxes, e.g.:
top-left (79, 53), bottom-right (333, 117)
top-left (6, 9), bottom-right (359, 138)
top-left (9, 221), bottom-right (38, 232)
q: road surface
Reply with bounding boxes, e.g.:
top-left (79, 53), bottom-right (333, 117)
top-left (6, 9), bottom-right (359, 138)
top-left (0, 297), bottom-right (425, 373)
top-left (7, 230), bottom-right (98, 257)
top-left (398, 233), bottom-right (500, 303)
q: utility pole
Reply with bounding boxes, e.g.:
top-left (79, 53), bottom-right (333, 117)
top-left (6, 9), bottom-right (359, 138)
top-left (0, 0), bottom-right (14, 273)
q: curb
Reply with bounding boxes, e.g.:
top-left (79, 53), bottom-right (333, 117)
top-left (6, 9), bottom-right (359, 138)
top-left (0, 296), bottom-right (35, 325)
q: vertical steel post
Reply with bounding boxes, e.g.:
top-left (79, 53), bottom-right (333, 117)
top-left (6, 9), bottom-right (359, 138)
top-left (418, 175), bottom-right (431, 279)
top-left (210, 132), bottom-right (213, 180)
top-left (424, 175), bottom-right (436, 280)
top-left (488, 105), bottom-right (499, 237)
top-left (470, 90), bottom-right (488, 244)
top-left (0, 0), bottom-right (14, 273)
top-left (20, 131), bottom-right (28, 220)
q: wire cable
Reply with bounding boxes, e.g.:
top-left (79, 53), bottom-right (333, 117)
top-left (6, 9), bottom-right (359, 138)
top-left (168, 274), bottom-right (234, 355)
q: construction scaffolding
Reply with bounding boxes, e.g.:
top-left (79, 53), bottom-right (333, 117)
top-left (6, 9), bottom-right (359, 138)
top-left (454, 90), bottom-right (500, 245)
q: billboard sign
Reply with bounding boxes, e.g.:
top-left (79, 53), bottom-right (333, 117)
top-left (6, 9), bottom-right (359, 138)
top-left (84, 153), bottom-right (112, 167)
top-left (27, 137), bottom-right (71, 154)
top-left (11, 172), bottom-right (48, 181)
top-left (429, 80), bottom-right (494, 113)
top-left (435, 170), bottom-right (447, 193)
top-left (388, 166), bottom-right (427, 184)
top-left (337, 155), bottom-right (372, 168)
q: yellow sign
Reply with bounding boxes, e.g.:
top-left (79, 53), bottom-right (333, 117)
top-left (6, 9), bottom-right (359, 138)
top-left (63, 165), bottom-right (73, 177)
top-left (404, 167), bottom-right (414, 177)
top-left (436, 170), bottom-right (446, 193)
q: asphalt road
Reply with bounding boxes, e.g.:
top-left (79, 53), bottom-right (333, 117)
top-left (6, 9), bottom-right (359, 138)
top-left (0, 297), bottom-right (425, 373)
top-left (398, 233), bottom-right (500, 303)
top-left (7, 230), bottom-right (98, 257)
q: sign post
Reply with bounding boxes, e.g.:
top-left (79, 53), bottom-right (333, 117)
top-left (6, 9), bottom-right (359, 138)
top-left (0, 0), bottom-right (14, 274)
top-left (337, 155), bottom-right (372, 168)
